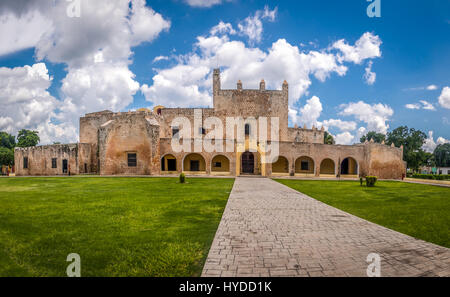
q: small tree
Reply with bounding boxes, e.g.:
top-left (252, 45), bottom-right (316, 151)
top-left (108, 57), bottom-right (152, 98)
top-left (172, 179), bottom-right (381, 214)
top-left (179, 173), bottom-right (186, 184)
top-left (360, 131), bottom-right (386, 143)
top-left (0, 147), bottom-right (14, 167)
top-left (324, 132), bottom-right (335, 145)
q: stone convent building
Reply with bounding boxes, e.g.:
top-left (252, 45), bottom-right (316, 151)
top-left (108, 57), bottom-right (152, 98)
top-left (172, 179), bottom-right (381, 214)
top-left (15, 69), bottom-right (406, 179)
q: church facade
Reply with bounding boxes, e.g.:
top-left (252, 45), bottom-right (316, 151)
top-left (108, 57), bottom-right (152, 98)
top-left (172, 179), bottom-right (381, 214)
top-left (14, 69), bottom-right (406, 179)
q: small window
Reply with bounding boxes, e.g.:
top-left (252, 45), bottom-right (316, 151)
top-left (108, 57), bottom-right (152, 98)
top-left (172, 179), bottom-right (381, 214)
top-left (301, 161), bottom-right (309, 171)
top-left (23, 157), bottom-right (28, 169)
top-left (199, 127), bottom-right (206, 135)
top-left (172, 127), bottom-right (179, 138)
top-left (52, 158), bottom-right (57, 168)
top-left (214, 162), bottom-right (222, 168)
top-left (157, 108), bottom-right (162, 115)
top-left (128, 153), bottom-right (137, 167)
top-left (245, 124), bottom-right (250, 136)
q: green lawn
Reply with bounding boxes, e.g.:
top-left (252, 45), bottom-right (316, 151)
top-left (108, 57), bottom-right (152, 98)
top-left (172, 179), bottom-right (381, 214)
top-left (0, 177), bottom-right (234, 277)
top-left (275, 180), bottom-right (450, 248)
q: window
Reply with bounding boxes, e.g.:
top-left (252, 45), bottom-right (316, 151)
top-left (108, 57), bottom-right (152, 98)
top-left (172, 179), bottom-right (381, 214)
top-left (245, 124), bottom-right (250, 136)
top-left (128, 153), bottom-right (137, 167)
top-left (52, 158), bottom-right (57, 168)
top-left (214, 162), bottom-right (222, 168)
top-left (199, 127), bottom-right (206, 135)
top-left (172, 126), bottom-right (179, 138)
top-left (301, 161), bottom-right (309, 171)
top-left (23, 157), bottom-right (28, 169)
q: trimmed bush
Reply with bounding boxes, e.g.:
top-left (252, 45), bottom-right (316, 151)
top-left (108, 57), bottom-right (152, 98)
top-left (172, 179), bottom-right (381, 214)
top-left (360, 177), bottom-right (364, 186)
top-left (179, 173), bottom-right (186, 184)
top-left (411, 174), bottom-right (450, 181)
top-left (365, 176), bottom-right (377, 187)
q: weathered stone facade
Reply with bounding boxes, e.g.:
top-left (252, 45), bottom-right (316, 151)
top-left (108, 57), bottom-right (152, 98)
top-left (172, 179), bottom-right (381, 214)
top-left (15, 69), bottom-right (406, 179)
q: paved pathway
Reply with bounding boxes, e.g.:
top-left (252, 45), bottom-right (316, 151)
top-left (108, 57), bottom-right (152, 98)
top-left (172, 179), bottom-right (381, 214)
top-left (202, 177), bottom-right (450, 277)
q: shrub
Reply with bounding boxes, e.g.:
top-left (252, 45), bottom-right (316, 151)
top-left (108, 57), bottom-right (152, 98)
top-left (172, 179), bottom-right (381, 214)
top-left (365, 176), bottom-right (377, 187)
top-left (179, 173), bottom-right (186, 184)
top-left (360, 177), bottom-right (364, 186)
top-left (411, 174), bottom-right (450, 181)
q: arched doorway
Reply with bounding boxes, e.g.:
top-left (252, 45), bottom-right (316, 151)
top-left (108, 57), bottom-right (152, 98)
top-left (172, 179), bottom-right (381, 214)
top-left (272, 156), bottom-right (289, 174)
top-left (341, 157), bottom-right (358, 176)
top-left (295, 156), bottom-right (315, 175)
top-left (320, 158), bottom-right (335, 176)
top-left (241, 152), bottom-right (254, 174)
top-left (161, 154), bottom-right (177, 172)
top-left (211, 155), bottom-right (230, 174)
top-left (183, 153), bottom-right (206, 173)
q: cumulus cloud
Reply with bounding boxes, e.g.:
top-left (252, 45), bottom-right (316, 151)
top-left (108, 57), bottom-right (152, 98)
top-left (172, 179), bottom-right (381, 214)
top-left (332, 32), bottom-right (382, 64)
top-left (335, 132), bottom-right (355, 145)
top-left (322, 119), bottom-right (357, 132)
top-left (298, 96), bottom-right (323, 128)
top-left (405, 103), bottom-right (420, 110)
top-left (210, 21), bottom-right (236, 36)
top-left (339, 101), bottom-right (393, 134)
top-left (363, 61), bottom-right (376, 85)
top-left (0, 0), bottom-right (170, 144)
top-left (427, 85), bottom-right (438, 90)
top-left (0, 63), bottom-right (76, 143)
top-left (238, 6), bottom-right (277, 44)
top-left (423, 131), bottom-right (450, 153)
top-left (438, 86), bottom-right (450, 109)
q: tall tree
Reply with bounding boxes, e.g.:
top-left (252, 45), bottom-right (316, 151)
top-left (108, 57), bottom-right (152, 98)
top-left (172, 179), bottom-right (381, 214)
top-left (0, 132), bottom-right (16, 149)
top-left (434, 143), bottom-right (450, 167)
top-left (324, 132), bottom-right (335, 145)
top-left (386, 126), bottom-right (427, 172)
top-left (0, 147), bottom-right (14, 166)
top-left (17, 129), bottom-right (40, 148)
top-left (360, 131), bottom-right (386, 143)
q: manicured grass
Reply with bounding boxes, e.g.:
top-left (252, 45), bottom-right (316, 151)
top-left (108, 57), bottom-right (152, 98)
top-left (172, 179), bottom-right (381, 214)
top-left (275, 179), bottom-right (450, 248)
top-left (0, 177), bottom-right (234, 277)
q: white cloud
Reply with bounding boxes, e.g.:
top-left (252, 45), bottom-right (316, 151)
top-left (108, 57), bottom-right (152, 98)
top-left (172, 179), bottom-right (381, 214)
top-left (405, 103), bottom-right (421, 110)
top-left (0, 63), bottom-right (77, 143)
top-left (238, 6), bottom-right (277, 44)
top-left (420, 100), bottom-right (436, 111)
top-left (423, 131), bottom-right (450, 153)
top-left (427, 85), bottom-right (438, 90)
top-left (298, 96), bottom-right (323, 128)
top-left (363, 61), bottom-right (376, 85)
top-left (185, 0), bottom-right (225, 7)
top-left (339, 101), bottom-right (393, 134)
top-left (438, 86), bottom-right (450, 109)
top-left (0, 10), bottom-right (52, 57)
top-left (0, 0), bottom-right (170, 144)
top-left (333, 32), bottom-right (382, 64)
top-left (210, 21), bottom-right (236, 36)
top-left (153, 56), bottom-right (169, 63)
top-left (335, 132), bottom-right (355, 145)
top-left (322, 119), bottom-right (357, 132)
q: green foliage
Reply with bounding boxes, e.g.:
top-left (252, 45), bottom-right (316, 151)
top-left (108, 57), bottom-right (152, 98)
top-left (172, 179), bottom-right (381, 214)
top-left (434, 143), bottom-right (450, 167)
top-left (0, 132), bottom-right (16, 149)
top-left (16, 129), bottom-right (40, 148)
top-left (179, 173), bottom-right (186, 184)
top-left (386, 126), bottom-right (427, 171)
top-left (411, 174), bottom-right (450, 181)
top-left (0, 177), bottom-right (234, 276)
top-left (360, 131), bottom-right (386, 143)
top-left (276, 179), bottom-right (450, 248)
top-left (365, 176), bottom-right (378, 187)
top-left (17, 129), bottom-right (40, 148)
top-left (324, 131), bottom-right (335, 145)
top-left (0, 147), bottom-right (14, 166)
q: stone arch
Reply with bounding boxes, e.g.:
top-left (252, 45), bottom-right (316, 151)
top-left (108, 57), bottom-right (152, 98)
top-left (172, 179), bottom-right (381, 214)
top-left (295, 156), bottom-right (315, 175)
top-left (183, 153), bottom-right (206, 173)
top-left (341, 157), bottom-right (358, 176)
top-left (320, 158), bottom-right (336, 176)
top-left (272, 156), bottom-right (289, 174)
top-left (161, 154), bottom-right (177, 172)
top-left (211, 155), bottom-right (231, 174)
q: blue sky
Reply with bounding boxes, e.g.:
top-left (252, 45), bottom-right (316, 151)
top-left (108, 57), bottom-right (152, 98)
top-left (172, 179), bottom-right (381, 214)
top-left (0, 0), bottom-right (448, 149)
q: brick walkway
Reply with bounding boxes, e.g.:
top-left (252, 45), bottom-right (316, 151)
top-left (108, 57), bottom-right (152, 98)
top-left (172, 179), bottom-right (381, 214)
top-left (202, 177), bottom-right (450, 277)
